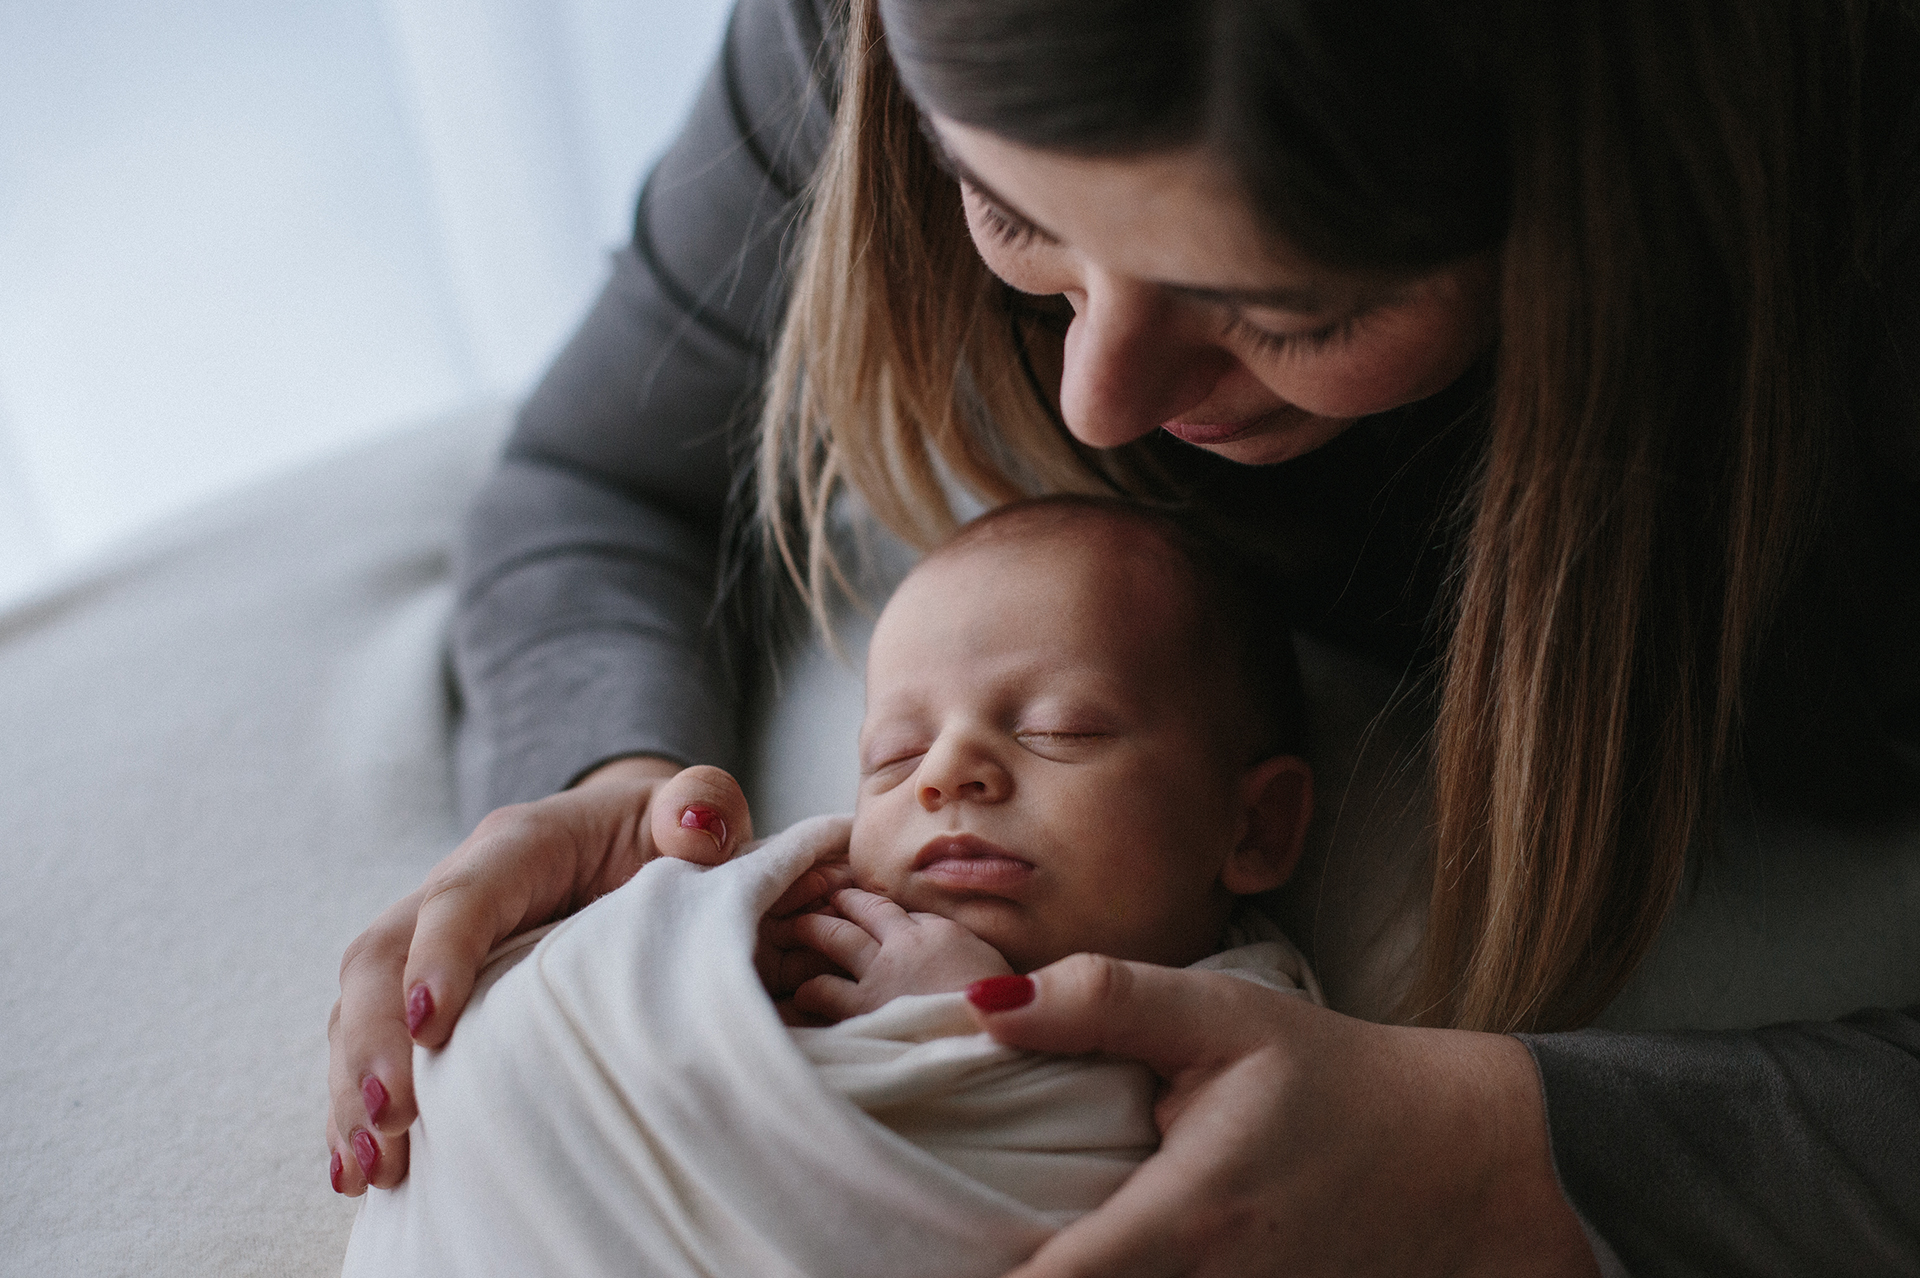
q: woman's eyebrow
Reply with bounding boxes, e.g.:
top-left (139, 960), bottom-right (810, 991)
top-left (921, 132), bottom-right (1064, 245)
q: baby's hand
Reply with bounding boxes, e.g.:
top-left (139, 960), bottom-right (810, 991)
top-left (783, 888), bottom-right (1014, 1023)
top-left (754, 860), bottom-right (856, 1008)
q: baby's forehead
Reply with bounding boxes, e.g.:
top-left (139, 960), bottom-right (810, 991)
top-left (910, 518), bottom-right (1197, 623)
top-left (921, 508), bottom-right (1193, 588)
top-left (873, 516), bottom-right (1209, 682)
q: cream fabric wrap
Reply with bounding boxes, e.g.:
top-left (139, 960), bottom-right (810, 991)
top-left (341, 814), bottom-right (1316, 1277)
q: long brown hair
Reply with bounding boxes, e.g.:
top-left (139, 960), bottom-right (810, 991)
top-left (759, 0), bottom-right (1898, 1031)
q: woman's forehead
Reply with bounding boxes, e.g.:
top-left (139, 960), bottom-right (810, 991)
top-left (929, 115), bottom-right (1352, 310)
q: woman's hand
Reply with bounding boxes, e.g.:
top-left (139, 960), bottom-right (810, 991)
top-left (970, 956), bottom-right (1601, 1278)
top-left (325, 758), bottom-right (754, 1196)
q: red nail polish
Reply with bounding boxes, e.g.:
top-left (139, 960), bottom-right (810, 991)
top-left (330, 1150), bottom-right (344, 1193)
top-left (405, 984), bottom-right (434, 1037)
top-left (679, 803), bottom-right (727, 848)
top-left (362, 1074), bottom-right (389, 1125)
top-left (352, 1129), bottom-right (379, 1179)
top-left (966, 974), bottom-right (1035, 1013)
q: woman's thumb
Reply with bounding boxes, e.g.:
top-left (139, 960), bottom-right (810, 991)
top-left (647, 764), bottom-right (754, 865)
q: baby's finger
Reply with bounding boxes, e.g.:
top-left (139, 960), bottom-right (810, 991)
top-left (755, 939), bottom-right (845, 997)
top-left (646, 765), bottom-right (754, 865)
top-left (788, 911), bottom-right (881, 976)
top-left (793, 973), bottom-right (863, 1022)
top-left (767, 860), bottom-right (855, 917)
top-left (830, 887), bottom-right (915, 939)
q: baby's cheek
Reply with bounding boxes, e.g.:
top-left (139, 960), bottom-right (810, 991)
top-left (845, 804), bottom-right (890, 893)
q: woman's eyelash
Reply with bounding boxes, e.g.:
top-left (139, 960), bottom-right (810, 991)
top-left (1220, 309), bottom-right (1367, 357)
top-left (971, 195), bottom-right (1043, 250)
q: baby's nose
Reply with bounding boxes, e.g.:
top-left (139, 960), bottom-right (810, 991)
top-left (915, 740), bottom-right (1011, 810)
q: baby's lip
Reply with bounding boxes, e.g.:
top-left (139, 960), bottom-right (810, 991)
top-left (911, 834), bottom-right (1035, 893)
top-left (912, 833), bottom-right (1029, 870)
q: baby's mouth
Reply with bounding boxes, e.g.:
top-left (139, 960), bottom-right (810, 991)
top-left (911, 834), bottom-right (1035, 894)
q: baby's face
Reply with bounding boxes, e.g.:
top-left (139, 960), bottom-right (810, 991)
top-left (848, 526), bottom-right (1255, 972)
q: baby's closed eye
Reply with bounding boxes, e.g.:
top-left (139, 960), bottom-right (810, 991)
top-left (858, 743), bottom-right (927, 787)
top-left (1013, 728), bottom-right (1110, 760)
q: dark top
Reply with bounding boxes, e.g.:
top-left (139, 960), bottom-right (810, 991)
top-left (449, 0), bottom-right (1920, 1270)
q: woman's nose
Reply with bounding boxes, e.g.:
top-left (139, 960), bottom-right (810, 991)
top-left (915, 736), bottom-right (1011, 811)
top-left (1056, 278), bottom-right (1236, 448)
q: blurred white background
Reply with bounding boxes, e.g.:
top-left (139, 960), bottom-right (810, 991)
top-left (0, 0), bottom-right (733, 603)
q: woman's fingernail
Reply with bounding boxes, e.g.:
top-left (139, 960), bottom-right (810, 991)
top-left (966, 974), bottom-right (1035, 1013)
top-left (405, 983), bottom-right (434, 1037)
top-left (329, 1150), bottom-right (344, 1193)
top-left (362, 1074), bottom-right (389, 1125)
top-left (351, 1129), bottom-right (379, 1179)
top-left (679, 804), bottom-right (727, 850)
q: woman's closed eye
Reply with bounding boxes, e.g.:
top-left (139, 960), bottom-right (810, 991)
top-left (1218, 307), bottom-right (1370, 359)
top-left (961, 183), bottom-right (1053, 252)
top-left (974, 199), bottom-right (1042, 250)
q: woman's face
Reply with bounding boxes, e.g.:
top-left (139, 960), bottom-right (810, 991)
top-left (930, 117), bottom-right (1500, 465)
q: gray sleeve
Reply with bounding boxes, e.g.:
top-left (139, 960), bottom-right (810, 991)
top-left (1520, 1007), bottom-right (1920, 1276)
top-left (451, 0), bottom-right (839, 822)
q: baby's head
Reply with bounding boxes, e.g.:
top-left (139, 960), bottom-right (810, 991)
top-left (849, 495), bottom-right (1313, 972)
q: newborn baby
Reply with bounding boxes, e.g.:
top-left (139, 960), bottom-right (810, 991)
top-left (760, 493), bottom-right (1321, 1024)
top-left (341, 495), bottom-right (1321, 1278)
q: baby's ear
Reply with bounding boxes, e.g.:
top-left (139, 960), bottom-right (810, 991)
top-left (1221, 755), bottom-right (1313, 895)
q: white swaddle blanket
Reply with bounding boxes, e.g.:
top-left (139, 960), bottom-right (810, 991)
top-left (342, 815), bottom-right (1319, 1278)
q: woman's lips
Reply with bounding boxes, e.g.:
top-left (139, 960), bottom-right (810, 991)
top-left (911, 834), bottom-right (1035, 894)
top-left (1161, 418), bottom-right (1260, 446)
top-left (1163, 402), bottom-right (1323, 448)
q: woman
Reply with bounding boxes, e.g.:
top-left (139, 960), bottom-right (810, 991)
top-left (327, 0), bottom-right (1920, 1271)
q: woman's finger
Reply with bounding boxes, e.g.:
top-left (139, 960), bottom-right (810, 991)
top-left (324, 1100), bottom-right (363, 1198)
top-left (330, 891), bottom-right (426, 1154)
top-left (788, 910), bottom-right (881, 976)
top-left (970, 952), bottom-right (1276, 1075)
top-left (645, 764), bottom-right (754, 865)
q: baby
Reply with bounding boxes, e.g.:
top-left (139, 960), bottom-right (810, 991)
top-left (759, 492), bottom-right (1320, 1024)
top-left (341, 494), bottom-right (1323, 1277)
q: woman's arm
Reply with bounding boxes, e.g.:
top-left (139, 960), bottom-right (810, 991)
top-left (1522, 1009), bottom-right (1920, 1275)
top-left (327, 0), bottom-right (844, 1193)
top-left (454, 0), bottom-right (841, 817)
